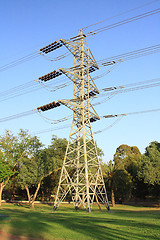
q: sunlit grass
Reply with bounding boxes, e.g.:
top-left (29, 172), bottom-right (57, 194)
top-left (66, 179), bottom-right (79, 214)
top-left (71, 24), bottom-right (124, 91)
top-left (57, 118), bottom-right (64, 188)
top-left (0, 203), bottom-right (160, 239)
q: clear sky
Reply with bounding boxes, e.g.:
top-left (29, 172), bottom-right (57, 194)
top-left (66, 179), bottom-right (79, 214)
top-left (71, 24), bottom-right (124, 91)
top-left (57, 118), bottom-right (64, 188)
top-left (0, 0), bottom-right (160, 163)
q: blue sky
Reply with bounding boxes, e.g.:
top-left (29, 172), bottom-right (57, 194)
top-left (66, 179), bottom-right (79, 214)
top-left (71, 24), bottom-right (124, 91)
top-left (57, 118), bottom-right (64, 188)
top-left (0, 0), bottom-right (160, 162)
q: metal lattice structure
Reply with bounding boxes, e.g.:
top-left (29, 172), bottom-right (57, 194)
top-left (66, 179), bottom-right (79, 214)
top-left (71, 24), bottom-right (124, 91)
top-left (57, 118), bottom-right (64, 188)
top-left (53, 30), bottom-right (110, 212)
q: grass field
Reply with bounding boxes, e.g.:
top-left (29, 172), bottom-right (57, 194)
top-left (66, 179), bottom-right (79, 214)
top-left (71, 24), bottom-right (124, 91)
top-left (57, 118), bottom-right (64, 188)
top-left (0, 203), bottom-right (160, 240)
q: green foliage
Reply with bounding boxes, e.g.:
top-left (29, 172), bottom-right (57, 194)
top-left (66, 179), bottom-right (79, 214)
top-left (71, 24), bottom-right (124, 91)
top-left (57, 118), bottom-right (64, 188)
top-left (17, 157), bottom-right (40, 189)
top-left (40, 135), bottom-right (68, 198)
top-left (0, 130), bottom-right (19, 184)
top-left (112, 169), bottom-right (132, 201)
top-left (103, 161), bottom-right (132, 202)
top-left (114, 144), bottom-right (141, 177)
top-left (0, 129), bottom-right (43, 184)
top-left (138, 141), bottom-right (160, 185)
top-left (106, 144), bottom-right (142, 201)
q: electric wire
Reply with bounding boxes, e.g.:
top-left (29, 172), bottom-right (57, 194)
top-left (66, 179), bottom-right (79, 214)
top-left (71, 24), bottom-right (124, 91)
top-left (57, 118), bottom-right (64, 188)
top-left (98, 44), bottom-right (160, 65)
top-left (2, 78), bottom-right (159, 124)
top-left (82, 0), bottom-right (160, 30)
top-left (86, 8), bottom-right (160, 36)
top-left (32, 124), bottom-right (71, 135)
top-left (30, 107), bottom-right (160, 136)
top-left (0, 52), bottom-right (39, 72)
top-left (103, 108), bottom-right (160, 118)
top-left (93, 60), bottom-right (122, 80)
top-left (0, 43), bottom-right (159, 103)
top-left (0, 110), bottom-right (36, 123)
top-left (0, 7), bottom-right (159, 73)
top-left (0, 108), bottom-right (71, 124)
top-left (94, 116), bottom-right (123, 134)
top-left (94, 80), bottom-right (160, 106)
top-left (39, 51), bottom-right (71, 62)
top-left (102, 78), bottom-right (160, 91)
top-left (36, 111), bottom-right (72, 124)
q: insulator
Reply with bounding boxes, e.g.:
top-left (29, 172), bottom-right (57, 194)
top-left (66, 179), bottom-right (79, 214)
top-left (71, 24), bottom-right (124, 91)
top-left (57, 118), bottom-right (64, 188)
top-left (37, 101), bottom-right (61, 112)
top-left (90, 117), bottom-right (99, 122)
top-left (40, 41), bottom-right (63, 54)
top-left (103, 114), bottom-right (117, 118)
top-left (38, 70), bottom-right (62, 82)
top-left (102, 60), bottom-right (116, 66)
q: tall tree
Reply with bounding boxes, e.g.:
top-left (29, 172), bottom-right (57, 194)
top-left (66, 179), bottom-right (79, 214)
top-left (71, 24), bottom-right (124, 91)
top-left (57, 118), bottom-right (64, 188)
top-left (114, 144), bottom-right (141, 177)
top-left (0, 129), bottom-right (42, 206)
top-left (102, 161), bottom-right (116, 207)
top-left (17, 135), bottom-right (68, 208)
top-left (138, 141), bottom-right (160, 186)
top-left (0, 130), bottom-right (20, 206)
top-left (113, 144), bottom-right (141, 201)
top-left (103, 161), bottom-right (133, 204)
top-left (41, 135), bottom-right (68, 199)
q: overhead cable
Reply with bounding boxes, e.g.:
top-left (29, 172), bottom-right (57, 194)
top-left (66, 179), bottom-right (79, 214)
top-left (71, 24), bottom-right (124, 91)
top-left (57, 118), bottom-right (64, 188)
top-left (83, 0), bottom-right (160, 30)
top-left (103, 108), bottom-right (160, 118)
top-left (87, 8), bottom-right (160, 36)
top-left (31, 124), bottom-right (71, 135)
top-left (1, 7), bottom-right (159, 73)
top-left (31, 107), bottom-right (160, 136)
top-left (94, 81), bottom-right (160, 106)
top-left (0, 110), bottom-right (36, 123)
top-left (94, 116), bottom-right (123, 134)
top-left (0, 44), bottom-right (159, 103)
top-left (98, 44), bottom-right (160, 65)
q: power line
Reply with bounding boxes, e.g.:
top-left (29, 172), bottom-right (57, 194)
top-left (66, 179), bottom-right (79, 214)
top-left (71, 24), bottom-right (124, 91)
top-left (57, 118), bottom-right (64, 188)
top-left (102, 82), bottom-right (160, 96)
top-left (94, 108), bottom-right (160, 134)
top-left (87, 8), bottom-right (160, 36)
top-left (94, 116), bottom-right (123, 134)
top-left (82, 0), bottom-right (160, 30)
top-left (0, 7), bottom-right (159, 73)
top-left (0, 107), bottom-right (71, 124)
top-left (1, 79), bottom-right (159, 124)
top-left (0, 110), bottom-right (35, 123)
top-left (103, 108), bottom-right (160, 118)
top-left (0, 52), bottom-right (39, 72)
top-left (30, 107), bottom-right (160, 136)
top-left (94, 79), bottom-right (160, 106)
top-left (98, 44), bottom-right (160, 65)
top-left (0, 44), bottom-right (159, 103)
top-left (32, 124), bottom-right (71, 135)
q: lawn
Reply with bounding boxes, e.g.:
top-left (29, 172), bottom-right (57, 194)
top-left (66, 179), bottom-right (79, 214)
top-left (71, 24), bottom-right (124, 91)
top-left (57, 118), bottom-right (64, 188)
top-left (0, 203), bottom-right (160, 240)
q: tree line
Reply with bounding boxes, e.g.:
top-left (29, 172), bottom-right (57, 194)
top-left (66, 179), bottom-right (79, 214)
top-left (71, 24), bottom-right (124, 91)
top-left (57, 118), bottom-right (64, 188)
top-left (0, 129), bottom-right (159, 208)
top-left (103, 142), bottom-right (160, 206)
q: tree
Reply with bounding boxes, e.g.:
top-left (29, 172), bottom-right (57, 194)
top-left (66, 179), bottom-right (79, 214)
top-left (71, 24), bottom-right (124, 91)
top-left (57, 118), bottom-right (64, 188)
top-left (0, 129), bottom-right (43, 206)
top-left (17, 135), bottom-right (68, 208)
top-left (112, 144), bottom-right (141, 201)
top-left (17, 155), bottom-right (60, 208)
top-left (102, 161), bottom-right (116, 207)
top-left (114, 144), bottom-right (141, 177)
top-left (103, 161), bottom-right (133, 205)
top-left (138, 141), bottom-right (160, 186)
top-left (41, 135), bottom-right (68, 199)
top-left (0, 130), bottom-right (21, 206)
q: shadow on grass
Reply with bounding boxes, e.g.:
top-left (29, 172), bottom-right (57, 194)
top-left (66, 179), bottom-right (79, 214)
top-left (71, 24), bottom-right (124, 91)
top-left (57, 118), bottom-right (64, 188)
top-left (0, 205), bottom-right (160, 240)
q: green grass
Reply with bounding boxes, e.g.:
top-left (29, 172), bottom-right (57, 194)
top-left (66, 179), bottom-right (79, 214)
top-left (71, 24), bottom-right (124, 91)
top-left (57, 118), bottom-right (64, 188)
top-left (0, 203), bottom-right (160, 240)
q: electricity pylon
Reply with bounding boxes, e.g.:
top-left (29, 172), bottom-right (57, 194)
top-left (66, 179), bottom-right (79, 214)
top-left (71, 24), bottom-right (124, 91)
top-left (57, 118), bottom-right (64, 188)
top-left (53, 29), bottom-right (110, 212)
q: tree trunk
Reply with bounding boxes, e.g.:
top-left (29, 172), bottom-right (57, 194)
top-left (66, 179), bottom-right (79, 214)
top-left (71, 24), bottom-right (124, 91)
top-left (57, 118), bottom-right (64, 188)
top-left (30, 201), bottom-right (35, 209)
top-left (30, 182), bottom-right (41, 208)
top-left (25, 182), bottom-right (41, 209)
top-left (111, 189), bottom-right (115, 207)
top-left (0, 183), bottom-right (5, 207)
top-left (25, 185), bottom-right (31, 206)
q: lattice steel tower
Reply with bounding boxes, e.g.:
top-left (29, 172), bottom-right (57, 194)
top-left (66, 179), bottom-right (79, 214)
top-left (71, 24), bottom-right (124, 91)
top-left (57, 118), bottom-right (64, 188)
top-left (51, 29), bottom-right (110, 212)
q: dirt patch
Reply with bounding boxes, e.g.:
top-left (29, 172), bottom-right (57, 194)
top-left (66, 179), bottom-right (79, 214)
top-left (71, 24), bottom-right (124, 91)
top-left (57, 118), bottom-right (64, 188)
top-left (0, 230), bottom-right (44, 240)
